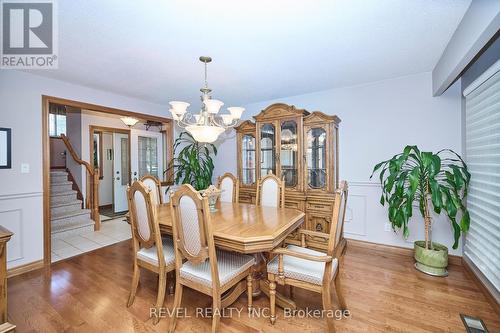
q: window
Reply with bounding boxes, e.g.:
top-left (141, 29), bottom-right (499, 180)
top-left (463, 64), bottom-right (500, 291)
top-left (49, 104), bottom-right (66, 137)
top-left (138, 136), bottom-right (158, 177)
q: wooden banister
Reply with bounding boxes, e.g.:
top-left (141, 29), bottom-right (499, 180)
top-left (60, 134), bottom-right (94, 176)
top-left (60, 134), bottom-right (101, 230)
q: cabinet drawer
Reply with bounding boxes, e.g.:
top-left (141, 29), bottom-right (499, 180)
top-left (285, 200), bottom-right (305, 211)
top-left (306, 201), bottom-right (332, 213)
top-left (239, 194), bottom-right (253, 204)
top-left (306, 213), bottom-right (331, 233)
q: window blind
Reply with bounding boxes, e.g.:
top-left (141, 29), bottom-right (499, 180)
top-left (464, 62), bottom-right (500, 292)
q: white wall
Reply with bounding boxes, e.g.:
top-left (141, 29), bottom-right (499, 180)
top-left (66, 109), bottom-right (83, 192)
top-left (214, 72), bottom-right (464, 255)
top-left (0, 70), bottom-right (168, 269)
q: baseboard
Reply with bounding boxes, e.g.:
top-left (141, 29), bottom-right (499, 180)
top-left (346, 238), bottom-right (462, 266)
top-left (7, 259), bottom-right (44, 278)
top-left (462, 255), bottom-right (500, 316)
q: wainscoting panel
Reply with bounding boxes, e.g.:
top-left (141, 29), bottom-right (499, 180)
top-left (0, 209), bottom-right (23, 262)
top-left (343, 194), bottom-right (367, 236)
top-left (344, 182), bottom-right (462, 256)
top-left (0, 192), bottom-right (44, 269)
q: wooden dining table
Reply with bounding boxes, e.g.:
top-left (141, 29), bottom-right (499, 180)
top-left (157, 201), bottom-right (305, 309)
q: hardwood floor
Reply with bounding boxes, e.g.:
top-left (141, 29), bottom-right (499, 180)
top-left (7, 240), bottom-right (499, 332)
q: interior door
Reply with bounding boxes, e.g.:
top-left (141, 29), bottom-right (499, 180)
top-left (113, 133), bottom-right (130, 213)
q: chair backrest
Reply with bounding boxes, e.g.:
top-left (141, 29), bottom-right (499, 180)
top-left (170, 184), bottom-right (220, 287)
top-left (217, 172), bottom-right (239, 203)
top-left (170, 184), bottom-right (213, 262)
top-left (127, 181), bottom-right (166, 265)
top-left (140, 175), bottom-right (163, 205)
top-left (256, 171), bottom-right (285, 208)
top-left (327, 181), bottom-right (349, 257)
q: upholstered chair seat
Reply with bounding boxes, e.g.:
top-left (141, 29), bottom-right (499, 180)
top-left (137, 237), bottom-right (176, 266)
top-left (180, 249), bottom-right (255, 288)
top-left (267, 245), bottom-right (338, 285)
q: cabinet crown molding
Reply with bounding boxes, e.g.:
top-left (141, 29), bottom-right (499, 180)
top-left (253, 103), bottom-right (309, 121)
top-left (304, 111), bottom-right (341, 125)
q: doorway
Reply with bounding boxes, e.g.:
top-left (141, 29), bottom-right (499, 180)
top-left (90, 126), bottom-right (131, 220)
top-left (42, 95), bottom-right (173, 266)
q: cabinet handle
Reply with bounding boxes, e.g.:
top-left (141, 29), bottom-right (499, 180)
top-left (315, 223), bottom-right (323, 232)
top-left (313, 205), bottom-right (325, 209)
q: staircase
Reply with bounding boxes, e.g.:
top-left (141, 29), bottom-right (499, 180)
top-left (51, 170), bottom-right (95, 238)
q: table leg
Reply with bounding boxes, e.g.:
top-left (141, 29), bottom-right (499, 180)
top-left (250, 253), bottom-right (266, 297)
top-left (221, 280), bottom-right (247, 308)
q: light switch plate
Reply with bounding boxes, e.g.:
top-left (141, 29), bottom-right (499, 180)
top-left (21, 163), bottom-right (30, 173)
top-left (384, 223), bottom-right (392, 232)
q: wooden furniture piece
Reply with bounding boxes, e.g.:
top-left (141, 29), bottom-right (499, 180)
top-left (157, 201), bottom-right (305, 309)
top-left (256, 171), bottom-right (285, 208)
top-left (140, 174), bottom-right (164, 205)
top-left (126, 181), bottom-right (176, 325)
top-left (0, 227), bottom-right (13, 330)
top-left (168, 185), bottom-right (255, 333)
top-left (235, 103), bottom-right (341, 250)
top-left (216, 172), bottom-right (239, 203)
top-left (267, 181), bottom-right (349, 332)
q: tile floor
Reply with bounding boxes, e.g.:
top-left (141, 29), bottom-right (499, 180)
top-left (51, 218), bottom-right (132, 262)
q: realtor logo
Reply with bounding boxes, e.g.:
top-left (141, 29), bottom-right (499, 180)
top-left (1, 0), bottom-right (58, 69)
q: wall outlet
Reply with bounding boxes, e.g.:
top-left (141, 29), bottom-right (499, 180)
top-left (384, 223), bottom-right (392, 232)
top-left (21, 163), bottom-right (30, 174)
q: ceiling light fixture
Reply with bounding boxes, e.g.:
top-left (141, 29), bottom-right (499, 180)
top-left (121, 117), bottom-right (139, 128)
top-left (169, 56), bottom-right (244, 143)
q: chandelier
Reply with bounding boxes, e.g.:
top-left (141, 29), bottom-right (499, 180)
top-left (169, 56), bottom-right (244, 143)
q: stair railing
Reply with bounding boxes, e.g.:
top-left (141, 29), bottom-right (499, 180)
top-left (60, 134), bottom-right (100, 230)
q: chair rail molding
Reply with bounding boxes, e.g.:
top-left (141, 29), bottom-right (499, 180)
top-left (0, 192), bottom-right (43, 200)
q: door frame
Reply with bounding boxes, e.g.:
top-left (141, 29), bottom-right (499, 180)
top-left (89, 126), bottom-right (131, 214)
top-left (42, 95), bottom-right (173, 267)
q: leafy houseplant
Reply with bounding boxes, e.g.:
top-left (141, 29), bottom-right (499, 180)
top-left (166, 131), bottom-right (217, 191)
top-left (370, 145), bottom-right (470, 276)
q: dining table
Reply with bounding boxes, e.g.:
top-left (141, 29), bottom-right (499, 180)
top-left (156, 201), bottom-right (305, 309)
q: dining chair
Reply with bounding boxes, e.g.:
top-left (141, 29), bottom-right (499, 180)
top-left (140, 174), bottom-right (163, 205)
top-left (168, 184), bottom-right (255, 333)
top-left (256, 171), bottom-right (285, 208)
top-left (217, 172), bottom-right (239, 203)
top-left (266, 181), bottom-right (349, 332)
top-left (126, 181), bottom-right (176, 325)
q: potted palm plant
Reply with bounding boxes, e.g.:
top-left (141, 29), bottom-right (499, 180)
top-left (370, 145), bottom-right (470, 276)
top-left (165, 131), bottom-right (219, 210)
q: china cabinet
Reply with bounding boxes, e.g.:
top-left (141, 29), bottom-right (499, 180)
top-left (235, 103), bottom-right (340, 248)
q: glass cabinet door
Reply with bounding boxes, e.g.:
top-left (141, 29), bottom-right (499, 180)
top-left (241, 134), bottom-right (256, 185)
top-left (306, 127), bottom-right (327, 189)
top-left (280, 120), bottom-right (298, 187)
top-left (260, 123), bottom-right (276, 176)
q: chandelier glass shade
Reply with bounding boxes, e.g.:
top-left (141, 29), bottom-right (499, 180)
top-left (169, 56), bottom-right (244, 143)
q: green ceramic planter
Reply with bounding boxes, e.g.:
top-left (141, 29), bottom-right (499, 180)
top-left (414, 241), bottom-right (448, 277)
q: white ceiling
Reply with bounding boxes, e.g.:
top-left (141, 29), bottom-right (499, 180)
top-left (33, 0), bottom-right (471, 108)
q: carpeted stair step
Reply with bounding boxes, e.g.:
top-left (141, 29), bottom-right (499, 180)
top-left (51, 216), bottom-right (95, 237)
top-left (51, 199), bottom-right (83, 216)
top-left (51, 190), bottom-right (78, 205)
top-left (51, 181), bottom-right (74, 193)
